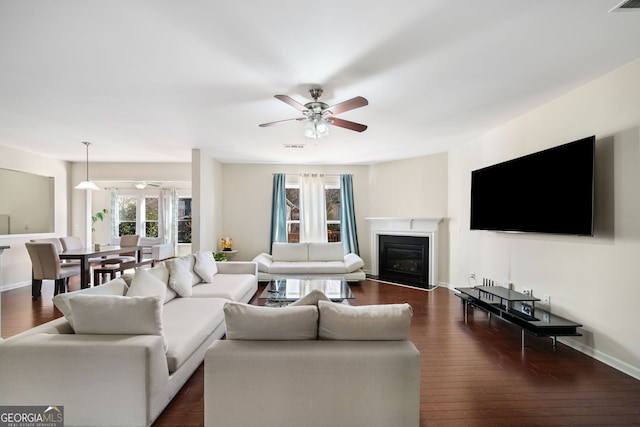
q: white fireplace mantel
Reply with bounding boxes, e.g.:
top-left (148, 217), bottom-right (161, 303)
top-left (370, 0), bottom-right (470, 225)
top-left (365, 217), bottom-right (442, 286)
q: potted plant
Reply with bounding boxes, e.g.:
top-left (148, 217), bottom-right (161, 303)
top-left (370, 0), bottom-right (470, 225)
top-left (213, 252), bottom-right (227, 262)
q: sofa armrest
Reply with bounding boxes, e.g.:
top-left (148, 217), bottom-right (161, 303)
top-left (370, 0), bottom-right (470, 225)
top-left (216, 261), bottom-right (258, 276)
top-left (151, 243), bottom-right (174, 261)
top-left (251, 252), bottom-right (273, 272)
top-left (0, 333), bottom-right (168, 427)
top-left (344, 253), bottom-right (365, 272)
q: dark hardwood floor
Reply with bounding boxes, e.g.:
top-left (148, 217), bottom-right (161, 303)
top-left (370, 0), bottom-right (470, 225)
top-left (2, 278), bottom-right (640, 426)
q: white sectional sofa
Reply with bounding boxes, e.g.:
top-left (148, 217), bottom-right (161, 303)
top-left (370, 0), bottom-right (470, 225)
top-left (0, 252), bottom-right (257, 427)
top-left (205, 291), bottom-right (421, 427)
top-left (252, 242), bottom-right (366, 282)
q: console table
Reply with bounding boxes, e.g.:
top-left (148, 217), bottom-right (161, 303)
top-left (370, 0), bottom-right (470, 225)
top-left (455, 286), bottom-right (582, 348)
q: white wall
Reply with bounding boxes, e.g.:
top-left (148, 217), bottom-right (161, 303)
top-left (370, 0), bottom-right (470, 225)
top-left (0, 145), bottom-right (69, 290)
top-left (448, 59), bottom-right (640, 377)
top-left (192, 149), bottom-right (222, 253)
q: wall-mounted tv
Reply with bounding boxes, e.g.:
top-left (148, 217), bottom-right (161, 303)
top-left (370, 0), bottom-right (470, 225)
top-left (470, 135), bottom-right (595, 236)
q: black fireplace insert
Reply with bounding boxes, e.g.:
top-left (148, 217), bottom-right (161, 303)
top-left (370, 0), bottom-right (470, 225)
top-left (378, 234), bottom-right (431, 289)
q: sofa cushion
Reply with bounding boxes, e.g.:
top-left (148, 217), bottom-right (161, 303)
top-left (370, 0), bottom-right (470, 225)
top-left (268, 261), bottom-right (348, 274)
top-left (163, 298), bottom-right (228, 372)
top-left (191, 274), bottom-right (256, 301)
top-left (318, 300), bottom-right (413, 341)
top-left (166, 257), bottom-right (194, 297)
top-left (224, 302), bottom-right (318, 340)
top-left (194, 251), bottom-right (217, 283)
top-left (68, 294), bottom-right (167, 350)
top-left (53, 277), bottom-right (128, 330)
top-left (127, 267), bottom-right (168, 303)
top-left (271, 242), bottom-right (308, 262)
top-left (308, 242), bottom-right (344, 261)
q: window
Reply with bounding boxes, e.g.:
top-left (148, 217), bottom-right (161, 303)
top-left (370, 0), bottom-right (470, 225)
top-left (115, 195), bottom-right (159, 237)
top-left (116, 196), bottom-right (137, 236)
top-left (144, 197), bottom-right (159, 238)
top-left (178, 197), bottom-right (192, 243)
top-left (285, 182), bottom-right (341, 243)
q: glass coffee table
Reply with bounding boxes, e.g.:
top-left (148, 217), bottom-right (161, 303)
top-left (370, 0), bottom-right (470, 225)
top-left (259, 277), bottom-right (354, 306)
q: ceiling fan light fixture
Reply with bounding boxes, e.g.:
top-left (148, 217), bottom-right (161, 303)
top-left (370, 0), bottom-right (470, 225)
top-left (134, 182), bottom-right (147, 190)
top-left (74, 141), bottom-right (100, 191)
top-left (304, 115), bottom-right (330, 139)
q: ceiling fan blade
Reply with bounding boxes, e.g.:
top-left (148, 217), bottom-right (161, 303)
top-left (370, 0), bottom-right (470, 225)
top-left (259, 117), bottom-right (305, 127)
top-left (326, 96), bottom-right (368, 115)
top-left (328, 117), bottom-right (368, 132)
top-left (274, 95), bottom-right (309, 112)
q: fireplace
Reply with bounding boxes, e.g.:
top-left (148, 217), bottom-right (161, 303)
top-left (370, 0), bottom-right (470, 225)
top-left (379, 235), bottom-right (430, 289)
top-left (366, 217), bottom-right (442, 289)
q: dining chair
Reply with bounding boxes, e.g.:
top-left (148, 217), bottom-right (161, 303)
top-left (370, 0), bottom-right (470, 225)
top-left (59, 236), bottom-right (104, 264)
top-left (97, 235), bottom-right (141, 284)
top-left (26, 242), bottom-right (81, 300)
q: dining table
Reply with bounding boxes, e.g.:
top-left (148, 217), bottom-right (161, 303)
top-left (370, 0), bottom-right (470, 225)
top-left (59, 245), bottom-right (142, 289)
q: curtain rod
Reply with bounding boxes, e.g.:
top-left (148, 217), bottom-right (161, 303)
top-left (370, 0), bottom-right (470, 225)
top-left (272, 173), bottom-right (346, 177)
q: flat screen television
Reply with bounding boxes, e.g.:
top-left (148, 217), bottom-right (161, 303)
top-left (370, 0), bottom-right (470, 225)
top-left (470, 135), bottom-right (595, 236)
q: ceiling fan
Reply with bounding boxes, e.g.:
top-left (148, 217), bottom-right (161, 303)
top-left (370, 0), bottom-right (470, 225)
top-left (133, 181), bottom-right (161, 190)
top-left (259, 88), bottom-right (368, 138)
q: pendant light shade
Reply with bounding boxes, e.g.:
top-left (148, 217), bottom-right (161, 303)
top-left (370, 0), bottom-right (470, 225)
top-left (75, 141), bottom-right (100, 191)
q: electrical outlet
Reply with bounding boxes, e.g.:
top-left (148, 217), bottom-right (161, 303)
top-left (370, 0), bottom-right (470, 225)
top-left (522, 288), bottom-right (531, 296)
top-left (543, 294), bottom-right (551, 304)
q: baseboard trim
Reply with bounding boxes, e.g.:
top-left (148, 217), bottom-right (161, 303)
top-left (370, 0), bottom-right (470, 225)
top-left (0, 281), bottom-right (30, 293)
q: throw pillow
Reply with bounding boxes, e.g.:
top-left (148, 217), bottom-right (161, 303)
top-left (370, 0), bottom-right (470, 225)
top-left (127, 267), bottom-right (168, 303)
top-left (318, 300), bottom-right (413, 340)
top-left (165, 258), bottom-right (193, 297)
top-left (53, 277), bottom-right (128, 330)
top-left (289, 289), bottom-right (330, 307)
top-left (68, 294), bottom-right (167, 351)
top-left (224, 302), bottom-right (318, 340)
top-left (144, 263), bottom-right (176, 303)
top-left (193, 251), bottom-right (217, 283)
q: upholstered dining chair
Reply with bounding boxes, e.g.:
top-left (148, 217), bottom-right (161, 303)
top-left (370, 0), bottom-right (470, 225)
top-left (104, 234), bottom-right (140, 263)
top-left (26, 242), bottom-right (81, 300)
top-left (59, 236), bottom-right (104, 264)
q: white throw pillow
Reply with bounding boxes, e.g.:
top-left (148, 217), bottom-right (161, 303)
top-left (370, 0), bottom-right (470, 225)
top-left (127, 267), bottom-right (168, 303)
top-left (144, 263), bottom-right (176, 303)
top-left (289, 289), bottom-right (330, 307)
top-left (224, 302), bottom-right (318, 340)
top-left (318, 300), bottom-right (413, 340)
top-left (53, 277), bottom-right (128, 330)
top-left (271, 242), bottom-right (309, 262)
top-left (194, 251), bottom-right (217, 283)
top-left (165, 258), bottom-right (193, 297)
top-left (68, 294), bottom-right (167, 351)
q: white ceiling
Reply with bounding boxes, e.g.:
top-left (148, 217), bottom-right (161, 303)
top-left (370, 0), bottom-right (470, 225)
top-left (1, 1), bottom-right (639, 165)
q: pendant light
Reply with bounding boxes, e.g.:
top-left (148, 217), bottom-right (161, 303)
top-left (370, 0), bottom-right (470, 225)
top-left (74, 141), bottom-right (100, 191)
